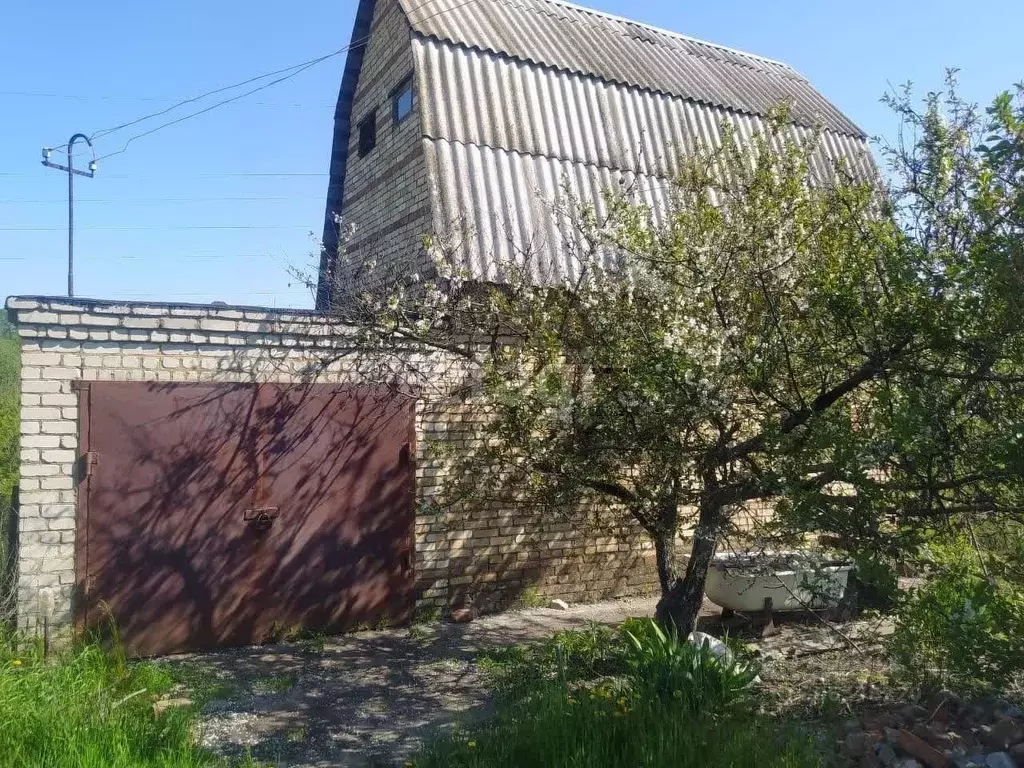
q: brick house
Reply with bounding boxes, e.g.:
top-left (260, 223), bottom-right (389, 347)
top-left (8, 0), bottom-right (871, 655)
top-left (316, 0), bottom-right (872, 308)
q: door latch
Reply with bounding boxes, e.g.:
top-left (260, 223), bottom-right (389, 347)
top-left (243, 506), bottom-right (279, 532)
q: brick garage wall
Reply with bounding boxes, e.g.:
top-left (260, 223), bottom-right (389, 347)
top-left (8, 296), bottom-right (657, 637)
top-left (415, 400), bottom-right (658, 611)
top-left (328, 0), bottom-right (433, 293)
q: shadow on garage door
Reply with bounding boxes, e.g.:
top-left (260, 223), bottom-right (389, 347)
top-left (74, 381), bottom-right (416, 657)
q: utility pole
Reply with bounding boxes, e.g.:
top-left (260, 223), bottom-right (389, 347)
top-left (42, 134), bottom-right (96, 297)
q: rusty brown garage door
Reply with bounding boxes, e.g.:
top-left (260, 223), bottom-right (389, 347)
top-left (75, 382), bottom-right (416, 656)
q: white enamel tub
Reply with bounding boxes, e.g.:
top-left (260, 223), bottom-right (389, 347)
top-left (704, 552), bottom-right (852, 613)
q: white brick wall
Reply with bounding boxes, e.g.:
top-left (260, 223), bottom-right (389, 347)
top-left (328, 0), bottom-right (434, 294)
top-left (8, 296), bottom-right (659, 640)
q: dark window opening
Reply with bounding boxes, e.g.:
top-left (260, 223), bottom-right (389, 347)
top-left (358, 111), bottom-right (377, 157)
top-left (392, 77), bottom-right (414, 125)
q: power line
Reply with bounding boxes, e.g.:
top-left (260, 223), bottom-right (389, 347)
top-left (0, 252), bottom-right (284, 261)
top-left (0, 171), bottom-right (327, 178)
top-left (2, 90), bottom-right (334, 108)
top-left (0, 199), bottom-right (323, 205)
top-left (0, 224), bottom-right (313, 231)
top-left (58, 0), bottom-right (480, 159)
top-left (89, 60), bottom-right (339, 151)
top-left (94, 59), bottom-right (330, 160)
top-left (92, 293), bottom-right (312, 301)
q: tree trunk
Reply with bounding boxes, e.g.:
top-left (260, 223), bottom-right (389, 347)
top-left (653, 529), bottom-right (678, 594)
top-left (655, 499), bottom-right (722, 636)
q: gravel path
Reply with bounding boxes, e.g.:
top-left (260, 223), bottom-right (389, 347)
top-left (160, 595), bottom-right (889, 767)
top-left (161, 596), bottom-right (662, 767)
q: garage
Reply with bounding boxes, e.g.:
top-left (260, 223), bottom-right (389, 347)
top-left (10, 296), bottom-right (659, 647)
top-left (75, 381), bottom-right (415, 656)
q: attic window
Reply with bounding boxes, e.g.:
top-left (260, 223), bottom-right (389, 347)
top-left (358, 110), bottom-right (377, 157)
top-left (392, 76), bottom-right (414, 125)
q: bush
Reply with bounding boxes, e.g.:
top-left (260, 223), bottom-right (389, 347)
top-left (890, 530), bottom-right (1024, 695)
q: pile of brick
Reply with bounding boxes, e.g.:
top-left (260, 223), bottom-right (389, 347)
top-left (843, 693), bottom-right (1024, 768)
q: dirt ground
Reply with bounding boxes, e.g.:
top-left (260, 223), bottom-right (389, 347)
top-left (160, 596), bottom-right (892, 768)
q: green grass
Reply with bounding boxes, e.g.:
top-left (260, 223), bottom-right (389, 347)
top-left (0, 320), bottom-right (19, 578)
top-left (0, 633), bottom-right (259, 768)
top-left (412, 620), bottom-right (823, 768)
top-left (252, 674), bottom-right (296, 694)
top-left (513, 586), bottom-right (549, 609)
top-left (415, 682), bottom-right (822, 768)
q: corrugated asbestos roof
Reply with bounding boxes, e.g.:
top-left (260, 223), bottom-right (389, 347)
top-left (421, 120), bottom-right (873, 285)
top-left (411, 27), bottom-right (875, 284)
top-left (413, 37), bottom-right (874, 182)
top-left (400, 0), bottom-right (864, 138)
top-left (319, 0), bottom-right (874, 304)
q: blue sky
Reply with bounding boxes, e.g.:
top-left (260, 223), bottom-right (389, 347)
top-left (2, 0), bottom-right (1021, 309)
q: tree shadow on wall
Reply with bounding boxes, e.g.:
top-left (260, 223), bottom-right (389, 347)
top-left (80, 378), bottom-right (416, 657)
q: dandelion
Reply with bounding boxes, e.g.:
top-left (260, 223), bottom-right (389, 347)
top-left (467, 740), bottom-right (477, 749)
top-left (11, 660), bottom-right (22, 667)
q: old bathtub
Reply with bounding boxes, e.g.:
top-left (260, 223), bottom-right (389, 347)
top-left (704, 551), bottom-right (852, 613)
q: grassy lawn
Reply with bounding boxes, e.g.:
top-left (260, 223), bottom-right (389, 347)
top-left (413, 620), bottom-right (825, 768)
top-left (0, 634), bottom-right (253, 768)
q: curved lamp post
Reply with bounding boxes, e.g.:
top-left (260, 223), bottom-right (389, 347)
top-left (42, 134), bottom-right (97, 297)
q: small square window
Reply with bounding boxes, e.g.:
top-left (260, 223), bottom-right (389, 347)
top-left (358, 110), bottom-right (377, 157)
top-left (392, 77), bottom-right (414, 125)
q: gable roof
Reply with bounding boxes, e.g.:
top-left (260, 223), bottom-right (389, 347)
top-left (402, 0), bottom-right (863, 138)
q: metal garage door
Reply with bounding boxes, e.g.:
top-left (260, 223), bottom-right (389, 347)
top-left (74, 382), bottom-right (416, 656)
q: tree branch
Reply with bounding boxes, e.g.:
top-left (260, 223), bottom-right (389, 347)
top-left (722, 339), bottom-right (912, 463)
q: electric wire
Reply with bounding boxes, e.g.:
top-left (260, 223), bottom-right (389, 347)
top-left (44, 0), bottom-right (474, 158)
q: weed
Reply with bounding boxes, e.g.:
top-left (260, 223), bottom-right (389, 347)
top-left (413, 605), bottom-right (442, 624)
top-left (416, 618), bottom-right (799, 767)
top-left (252, 674), bottom-right (295, 695)
top-left (800, 686), bottom-right (853, 723)
top-left (297, 631), bottom-right (327, 656)
top-left (416, 677), bottom-right (819, 768)
top-left (514, 587), bottom-right (548, 609)
top-left (409, 623), bottom-right (433, 642)
top-left (168, 662), bottom-right (239, 705)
